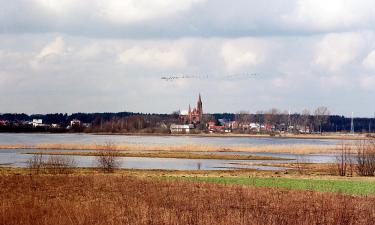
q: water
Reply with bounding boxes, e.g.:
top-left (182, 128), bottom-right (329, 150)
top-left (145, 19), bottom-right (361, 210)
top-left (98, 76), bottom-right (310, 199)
top-left (0, 133), bottom-right (340, 146)
top-left (0, 148), bottom-right (339, 171)
top-left (0, 149), bottom-right (290, 170)
top-left (0, 133), bottom-right (342, 171)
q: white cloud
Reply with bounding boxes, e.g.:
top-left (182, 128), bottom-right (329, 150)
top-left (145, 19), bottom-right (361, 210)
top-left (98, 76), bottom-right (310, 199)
top-left (313, 32), bottom-right (364, 71)
top-left (37, 36), bottom-right (67, 59)
top-left (221, 39), bottom-right (269, 72)
top-left (359, 75), bottom-right (375, 90)
top-left (363, 50), bottom-right (375, 70)
top-left (118, 46), bottom-right (187, 69)
top-left (31, 36), bottom-right (71, 69)
top-left (283, 0), bottom-right (374, 31)
top-left (33, 0), bottom-right (78, 14)
top-left (97, 0), bottom-right (202, 24)
top-left (33, 0), bottom-right (203, 24)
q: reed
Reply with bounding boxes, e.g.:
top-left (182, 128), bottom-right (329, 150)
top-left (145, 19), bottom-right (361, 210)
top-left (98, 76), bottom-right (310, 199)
top-left (25, 151), bottom-right (290, 160)
top-left (0, 143), bottom-right (337, 154)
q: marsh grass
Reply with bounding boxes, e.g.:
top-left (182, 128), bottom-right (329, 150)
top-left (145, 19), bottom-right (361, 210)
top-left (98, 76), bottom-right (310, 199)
top-left (1, 174), bottom-right (375, 225)
top-left (25, 151), bottom-right (290, 160)
top-left (0, 143), bottom-right (337, 154)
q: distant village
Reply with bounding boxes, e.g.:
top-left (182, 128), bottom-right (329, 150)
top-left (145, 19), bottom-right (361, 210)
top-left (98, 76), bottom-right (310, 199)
top-left (171, 94), bottom-right (315, 134)
top-left (0, 94), bottom-right (374, 135)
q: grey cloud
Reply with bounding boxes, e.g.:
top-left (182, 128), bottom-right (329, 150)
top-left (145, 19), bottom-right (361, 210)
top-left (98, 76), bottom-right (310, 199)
top-left (1, 0), bottom-right (374, 38)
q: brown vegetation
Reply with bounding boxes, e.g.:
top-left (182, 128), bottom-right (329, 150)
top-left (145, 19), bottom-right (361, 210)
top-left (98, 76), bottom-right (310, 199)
top-left (356, 140), bottom-right (375, 176)
top-left (26, 151), bottom-right (288, 161)
top-left (1, 174), bottom-right (374, 225)
top-left (334, 140), bottom-right (375, 177)
top-left (0, 142), bottom-right (337, 154)
top-left (26, 154), bottom-right (76, 175)
top-left (96, 141), bottom-right (119, 173)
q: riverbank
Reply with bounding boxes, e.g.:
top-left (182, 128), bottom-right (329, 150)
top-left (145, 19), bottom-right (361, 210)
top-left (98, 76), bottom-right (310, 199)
top-left (91, 132), bottom-right (374, 140)
top-left (1, 131), bottom-right (373, 140)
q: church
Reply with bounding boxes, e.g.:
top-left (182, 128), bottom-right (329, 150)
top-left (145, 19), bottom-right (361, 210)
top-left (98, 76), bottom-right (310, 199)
top-left (180, 94), bottom-right (203, 124)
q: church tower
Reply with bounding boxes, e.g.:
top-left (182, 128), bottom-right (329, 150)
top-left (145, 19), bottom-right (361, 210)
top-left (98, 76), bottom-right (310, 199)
top-left (197, 93), bottom-right (203, 121)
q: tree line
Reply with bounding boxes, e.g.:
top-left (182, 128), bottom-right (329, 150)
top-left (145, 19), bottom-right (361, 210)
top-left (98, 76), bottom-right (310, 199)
top-left (0, 108), bottom-right (374, 133)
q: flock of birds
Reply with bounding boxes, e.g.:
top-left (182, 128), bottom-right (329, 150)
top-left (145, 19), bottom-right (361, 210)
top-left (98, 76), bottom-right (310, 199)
top-left (161, 73), bottom-right (258, 82)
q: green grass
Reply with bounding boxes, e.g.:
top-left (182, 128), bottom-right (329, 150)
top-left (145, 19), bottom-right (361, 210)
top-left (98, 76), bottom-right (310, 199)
top-left (179, 176), bottom-right (375, 196)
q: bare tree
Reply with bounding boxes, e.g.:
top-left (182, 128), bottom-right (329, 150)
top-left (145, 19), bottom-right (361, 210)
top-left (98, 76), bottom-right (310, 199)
top-left (336, 142), bottom-right (353, 176)
top-left (235, 111), bottom-right (251, 123)
top-left (314, 106), bottom-right (330, 133)
top-left (96, 141), bottom-right (120, 173)
top-left (264, 108), bottom-right (281, 126)
top-left (356, 140), bottom-right (375, 176)
top-left (300, 109), bottom-right (310, 133)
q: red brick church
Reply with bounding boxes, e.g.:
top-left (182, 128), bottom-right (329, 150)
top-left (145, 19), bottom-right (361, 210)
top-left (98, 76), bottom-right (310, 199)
top-left (180, 94), bottom-right (203, 124)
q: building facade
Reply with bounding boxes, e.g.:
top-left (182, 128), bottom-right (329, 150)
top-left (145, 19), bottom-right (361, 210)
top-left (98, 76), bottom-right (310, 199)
top-left (180, 94), bottom-right (203, 124)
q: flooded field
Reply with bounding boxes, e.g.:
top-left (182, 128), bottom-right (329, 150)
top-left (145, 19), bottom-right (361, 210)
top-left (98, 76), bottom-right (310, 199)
top-left (0, 133), bottom-right (340, 146)
top-left (0, 133), bottom-right (342, 170)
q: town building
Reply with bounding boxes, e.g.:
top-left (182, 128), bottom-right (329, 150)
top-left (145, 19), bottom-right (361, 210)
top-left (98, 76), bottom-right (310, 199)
top-left (180, 94), bottom-right (203, 124)
top-left (70, 119), bottom-right (81, 127)
top-left (32, 119), bottom-right (43, 127)
top-left (170, 124), bottom-right (194, 133)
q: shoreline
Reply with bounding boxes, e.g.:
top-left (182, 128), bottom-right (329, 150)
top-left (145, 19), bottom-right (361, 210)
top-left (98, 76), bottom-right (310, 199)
top-left (1, 131), bottom-right (373, 140)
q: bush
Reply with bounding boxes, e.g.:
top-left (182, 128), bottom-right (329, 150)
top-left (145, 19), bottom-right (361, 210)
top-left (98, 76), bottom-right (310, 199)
top-left (96, 141), bottom-right (120, 173)
top-left (356, 140), bottom-right (375, 176)
top-left (44, 155), bottom-right (77, 174)
top-left (26, 154), bottom-right (76, 174)
top-left (335, 142), bottom-right (354, 176)
top-left (26, 154), bottom-right (44, 174)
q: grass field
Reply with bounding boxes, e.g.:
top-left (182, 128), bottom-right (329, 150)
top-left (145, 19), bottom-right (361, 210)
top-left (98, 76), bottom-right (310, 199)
top-left (1, 174), bottom-right (375, 225)
top-left (179, 176), bottom-right (375, 196)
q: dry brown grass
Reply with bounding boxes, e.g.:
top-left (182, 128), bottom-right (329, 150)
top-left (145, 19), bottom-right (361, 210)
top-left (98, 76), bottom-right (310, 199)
top-left (0, 142), bottom-right (337, 154)
top-left (25, 151), bottom-right (288, 160)
top-left (1, 174), bottom-right (375, 225)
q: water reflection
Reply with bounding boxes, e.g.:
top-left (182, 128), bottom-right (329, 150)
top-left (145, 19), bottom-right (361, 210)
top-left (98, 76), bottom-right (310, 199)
top-left (0, 148), bottom-right (339, 171)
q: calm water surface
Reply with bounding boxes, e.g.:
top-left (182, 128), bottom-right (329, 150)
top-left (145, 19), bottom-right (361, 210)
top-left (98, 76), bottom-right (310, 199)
top-left (0, 133), bottom-right (342, 171)
top-left (0, 133), bottom-right (341, 146)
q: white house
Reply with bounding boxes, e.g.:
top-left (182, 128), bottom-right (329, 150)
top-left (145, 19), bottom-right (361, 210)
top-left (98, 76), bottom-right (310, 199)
top-left (170, 124), bottom-right (194, 133)
top-left (32, 119), bottom-right (43, 127)
top-left (70, 119), bottom-right (81, 127)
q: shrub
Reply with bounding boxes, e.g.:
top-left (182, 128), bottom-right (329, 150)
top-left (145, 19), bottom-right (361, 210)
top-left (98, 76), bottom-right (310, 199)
top-left (356, 140), bottom-right (375, 176)
top-left (96, 141), bottom-right (120, 173)
top-left (27, 154), bottom-right (76, 174)
top-left (26, 154), bottom-right (44, 174)
top-left (335, 142), bottom-right (354, 176)
top-left (44, 155), bottom-right (77, 174)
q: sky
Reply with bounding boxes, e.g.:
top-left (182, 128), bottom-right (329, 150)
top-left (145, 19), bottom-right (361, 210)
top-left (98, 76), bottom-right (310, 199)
top-left (0, 0), bottom-right (374, 117)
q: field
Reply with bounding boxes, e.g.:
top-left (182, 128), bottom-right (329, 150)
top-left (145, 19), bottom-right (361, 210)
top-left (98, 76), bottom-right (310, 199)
top-left (178, 176), bottom-right (375, 196)
top-left (1, 174), bottom-right (375, 225)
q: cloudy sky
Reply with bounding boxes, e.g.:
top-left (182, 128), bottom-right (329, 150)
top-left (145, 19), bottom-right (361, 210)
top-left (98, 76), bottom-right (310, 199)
top-left (0, 0), bottom-right (374, 116)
